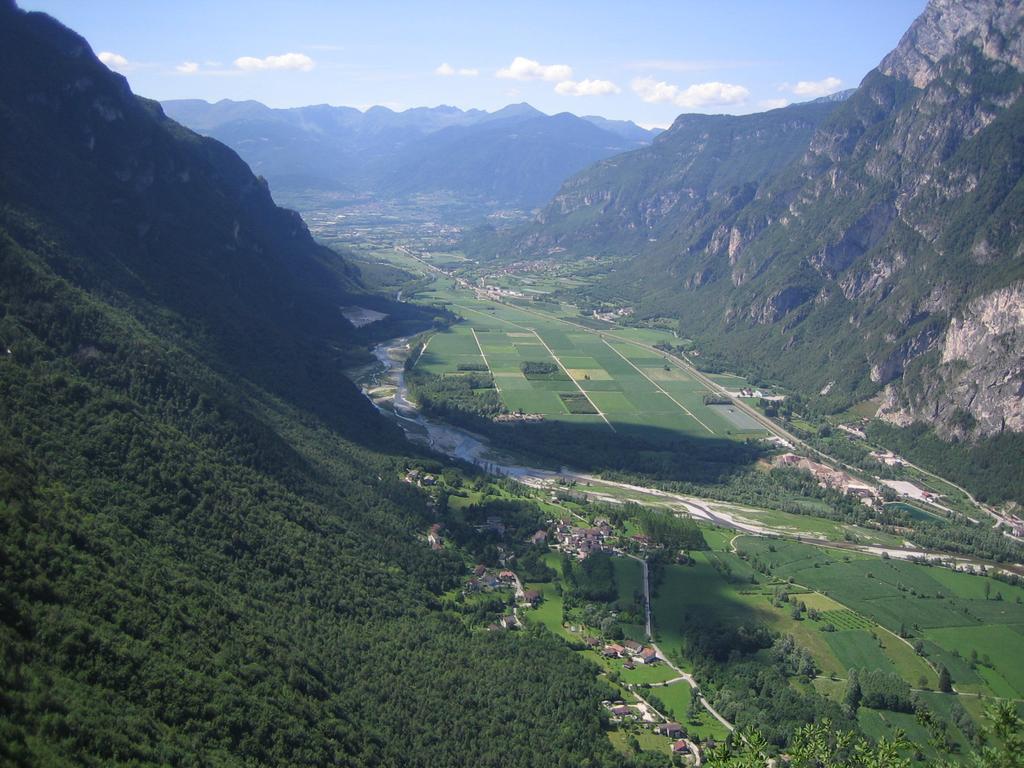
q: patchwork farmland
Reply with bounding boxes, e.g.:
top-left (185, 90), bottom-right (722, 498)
top-left (735, 537), bottom-right (1024, 702)
top-left (412, 287), bottom-right (768, 441)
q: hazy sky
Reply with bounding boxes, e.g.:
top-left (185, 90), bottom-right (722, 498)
top-left (22, 1), bottom-right (926, 128)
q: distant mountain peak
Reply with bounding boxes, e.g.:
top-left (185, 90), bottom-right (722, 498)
top-left (809, 88), bottom-right (855, 103)
top-left (490, 102), bottom-right (545, 118)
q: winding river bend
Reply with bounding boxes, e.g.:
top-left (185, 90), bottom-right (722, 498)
top-left (357, 337), bottom-right (560, 479)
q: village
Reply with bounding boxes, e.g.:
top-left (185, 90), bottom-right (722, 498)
top-left (406, 462), bottom-right (711, 763)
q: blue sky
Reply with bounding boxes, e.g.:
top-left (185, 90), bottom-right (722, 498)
top-left (22, 1), bottom-right (926, 128)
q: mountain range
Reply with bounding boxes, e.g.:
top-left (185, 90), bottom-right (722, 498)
top-left (488, 0), bottom-right (1024, 443)
top-left (162, 98), bottom-right (660, 210)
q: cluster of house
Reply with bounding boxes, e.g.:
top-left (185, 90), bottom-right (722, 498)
top-left (404, 468), bottom-right (436, 487)
top-left (493, 412), bottom-right (545, 423)
top-left (655, 724), bottom-right (695, 756)
top-left (465, 566), bottom-right (542, 606)
top-left (774, 453), bottom-right (879, 506)
top-left (473, 281), bottom-right (526, 302)
top-left (837, 423), bottom-right (867, 440)
top-left (591, 306), bottom-right (633, 323)
top-left (868, 449), bottom-right (907, 467)
top-left (552, 519), bottom-right (613, 559)
top-left (602, 639), bottom-right (658, 666)
top-left (488, 614), bottom-right (520, 632)
top-left (735, 387), bottom-right (786, 402)
top-left (466, 565), bottom-right (513, 592)
top-left (604, 703), bottom-right (701, 759)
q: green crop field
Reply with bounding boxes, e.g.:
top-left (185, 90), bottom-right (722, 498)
top-left (818, 609), bottom-right (875, 630)
top-left (825, 630), bottom-right (902, 674)
top-left (736, 537), bottom-right (1024, 699)
top-left (416, 284), bottom-right (770, 442)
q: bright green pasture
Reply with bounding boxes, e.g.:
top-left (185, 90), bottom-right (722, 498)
top-left (924, 625), bottom-right (1024, 698)
top-left (651, 682), bottom-right (730, 741)
top-left (612, 556), bottom-right (643, 610)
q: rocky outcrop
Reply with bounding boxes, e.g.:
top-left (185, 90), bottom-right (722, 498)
top-left (879, 0), bottom-right (1024, 87)
top-left (878, 282), bottom-right (1024, 436)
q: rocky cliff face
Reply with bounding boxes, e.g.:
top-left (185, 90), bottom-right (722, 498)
top-left (879, 281), bottom-right (1024, 437)
top-left (497, 0), bottom-right (1024, 438)
top-left (879, 0), bottom-right (1024, 87)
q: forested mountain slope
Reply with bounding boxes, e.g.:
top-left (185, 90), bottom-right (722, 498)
top-left (499, 0), bottom-right (1024, 442)
top-left (0, 3), bottom-right (620, 765)
top-left (163, 98), bottom-right (659, 209)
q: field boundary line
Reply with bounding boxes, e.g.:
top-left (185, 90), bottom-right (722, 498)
top-left (469, 327), bottom-right (500, 395)
top-left (450, 302), bottom-right (533, 332)
top-left (601, 338), bottom-right (715, 435)
top-left (531, 330), bottom-right (615, 432)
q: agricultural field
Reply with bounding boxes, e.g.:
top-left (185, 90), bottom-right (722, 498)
top-left (647, 548), bottom-right (950, 688)
top-left (412, 284), bottom-right (768, 441)
top-left (644, 533), bottom-right (1024, 761)
top-left (735, 537), bottom-right (1024, 700)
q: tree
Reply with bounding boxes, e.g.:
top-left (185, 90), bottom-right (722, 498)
top-left (687, 692), bottom-right (703, 724)
top-left (844, 668), bottom-right (862, 715)
top-left (938, 665), bottom-right (953, 693)
top-left (707, 719), bottom-right (912, 767)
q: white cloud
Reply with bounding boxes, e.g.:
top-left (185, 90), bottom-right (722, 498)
top-left (176, 61), bottom-right (200, 74)
top-left (782, 76), bottom-right (842, 97)
top-left (496, 56), bottom-right (572, 82)
top-left (759, 98), bottom-right (790, 110)
top-left (555, 79), bottom-right (620, 96)
top-left (233, 53), bottom-right (315, 72)
top-left (435, 62), bottom-right (478, 77)
top-left (98, 51), bottom-right (129, 71)
top-left (632, 77), bottom-right (749, 109)
top-left (631, 77), bottom-right (681, 104)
